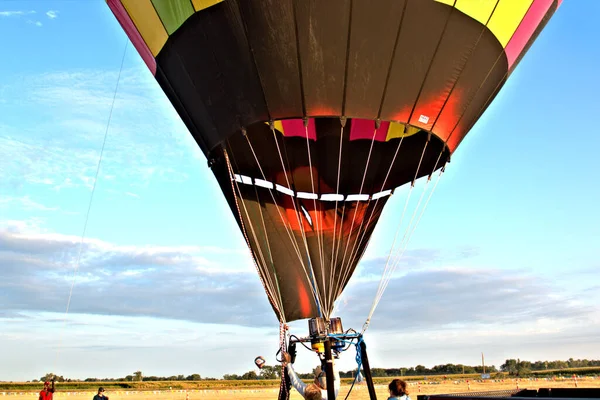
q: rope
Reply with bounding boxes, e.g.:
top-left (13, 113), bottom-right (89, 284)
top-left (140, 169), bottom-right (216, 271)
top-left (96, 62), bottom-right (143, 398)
top-left (327, 122), bottom-right (346, 313)
top-left (241, 132), bottom-right (324, 317)
top-left (54, 40), bottom-right (129, 369)
top-left (224, 149), bottom-right (286, 322)
top-left (303, 122), bottom-right (327, 314)
top-left (278, 323), bottom-right (289, 400)
top-left (333, 125), bottom-right (379, 311)
top-left (253, 184), bottom-right (287, 319)
top-left (363, 140), bottom-right (430, 332)
top-left (338, 128), bottom-right (378, 276)
top-left (363, 159), bottom-right (446, 333)
top-left (270, 125), bottom-right (325, 316)
top-left (332, 132), bottom-right (407, 307)
top-left (375, 165), bottom-right (446, 312)
top-left (333, 336), bottom-right (364, 400)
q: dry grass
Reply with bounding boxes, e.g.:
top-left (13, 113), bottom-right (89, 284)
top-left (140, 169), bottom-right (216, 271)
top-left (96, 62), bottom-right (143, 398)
top-left (5, 377), bottom-right (599, 400)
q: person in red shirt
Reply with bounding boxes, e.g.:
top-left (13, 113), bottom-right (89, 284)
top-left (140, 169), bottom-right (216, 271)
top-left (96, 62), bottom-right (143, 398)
top-left (39, 379), bottom-right (55, 400)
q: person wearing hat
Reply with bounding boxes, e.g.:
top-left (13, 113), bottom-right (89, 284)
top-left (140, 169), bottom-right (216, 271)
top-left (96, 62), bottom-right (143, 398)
top-left (93, 387), bottom-right (109, 400)
top-left (39, 379), bottom-right (55, 400)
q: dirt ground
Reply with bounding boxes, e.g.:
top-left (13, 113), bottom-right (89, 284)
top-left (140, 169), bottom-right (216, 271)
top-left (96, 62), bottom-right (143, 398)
top-left (4, 378), bottom-right (599, 400)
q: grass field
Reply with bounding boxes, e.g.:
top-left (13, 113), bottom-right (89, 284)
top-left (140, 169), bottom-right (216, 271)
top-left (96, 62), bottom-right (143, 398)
top-left (3, 377), bottom-right (599, 400)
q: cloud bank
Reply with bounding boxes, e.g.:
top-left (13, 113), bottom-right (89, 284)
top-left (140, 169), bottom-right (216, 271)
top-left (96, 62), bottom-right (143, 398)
top-left (2, 220), bottom-right (596, 334)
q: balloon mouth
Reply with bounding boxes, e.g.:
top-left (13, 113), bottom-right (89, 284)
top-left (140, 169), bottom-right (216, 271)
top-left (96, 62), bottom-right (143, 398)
top-left (225, 116), bottom-right (449, 200)
top-left (231, 171), bottom-right (393, 204)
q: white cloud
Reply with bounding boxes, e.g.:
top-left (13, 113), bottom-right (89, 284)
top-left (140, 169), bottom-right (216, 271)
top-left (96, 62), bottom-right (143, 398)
top-left (27, 19), bottom-right (42, 27)
top-left (0, 68), bottom-right (201, 199)
top-left (0, 195), bottom-right (59, 211)
top-left (0, 222), bottom-right (268, 326)
top-left (46, 10), bottom-right (58, 19)
top-left (2, 220), bottom-right (598, 337)
top-left (0, 10), bottom-right (35, 17)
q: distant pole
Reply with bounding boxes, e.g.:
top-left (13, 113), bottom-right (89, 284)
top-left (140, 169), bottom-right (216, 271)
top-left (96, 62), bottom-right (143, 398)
top-left (482, 353), bottom-right (485, 374)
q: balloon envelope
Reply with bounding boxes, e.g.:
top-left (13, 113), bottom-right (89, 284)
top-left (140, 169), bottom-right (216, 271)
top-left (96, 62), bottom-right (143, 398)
top-left (107, 0), bottom-right (560, 323)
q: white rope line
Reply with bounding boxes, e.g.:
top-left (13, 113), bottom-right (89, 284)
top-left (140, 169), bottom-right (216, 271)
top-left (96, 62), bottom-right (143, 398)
top-left (225, 149), bottom-right (286, 321)
top-left (244, 132), bottom-right (325, 313)
top-left (226, 151), bottom-right (285, 319)
top-left (339, 134), bottom-right (412, 293)
top-left (303, 123), bottom-right (328, 317)
top-left (372, 166), bottom-right (446, 317)
top-left (332, 133), bottom-right (408, 306)
top-left (385, 150), bottom-right (445, 276)
top-left (268, 126), bottom-right (326, 315)
top-left (337, 127), bottom-right (379, 294)
top-left (253, 184), bottom-right (287, 320)
top-left (269, 126), bottom-right (315, 273)
top-left (54, 40), bottom-right (128, 370)
top-left (327, 123), bottom-right (346, 314)
top-left (362, 140), bottom-right (429, 330)
top-left (370, 141), bottom-right (430, 311)
top-left (364, 149), bottom-right (449, 333)
top-left (242, 135), bottom-right (306, 265)
top-left (374, 171), bottom-right (433, 308)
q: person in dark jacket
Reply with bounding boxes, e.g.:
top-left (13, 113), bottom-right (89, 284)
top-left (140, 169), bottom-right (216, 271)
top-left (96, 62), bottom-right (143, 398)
top-left (93, 387), bottom-right (109, 400)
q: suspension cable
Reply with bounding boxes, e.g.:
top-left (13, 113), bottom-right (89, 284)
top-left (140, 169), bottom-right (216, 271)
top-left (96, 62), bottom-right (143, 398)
top-left (362, 139), bottom-right (429, 332)
top-left (303, 122), bottom-right (327, 317)
top-left (327, 121), bottom-right (346, 315)
top-left (332, 130), bottom-right (408, 308)
top-left (269, 124), bottom-right (326, 318)
top-left (364, 152), bottom-right (447, 333)
top-left (241, 132), bottom-right (324, 314)
top-left (373, 165), bottom-right (446, 314)
top-left (224, 148), bottom-right (286, 321)
top-left (54, 40), bottom-right (129, 369)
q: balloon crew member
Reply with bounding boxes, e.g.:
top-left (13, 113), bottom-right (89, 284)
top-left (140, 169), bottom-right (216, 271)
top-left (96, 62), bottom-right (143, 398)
top-left (93, 387), bottom-right (109, 400)
top-left (282, 352), bottom-right (340, 400)
top-left (387, 379), bottom-right (410, 400)
top-left (39, 379), bottom-right (55, 400)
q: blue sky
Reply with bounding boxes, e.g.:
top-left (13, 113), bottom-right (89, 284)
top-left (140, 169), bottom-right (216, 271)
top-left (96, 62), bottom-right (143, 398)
top-left (1, 0), bottom-right (600, 383)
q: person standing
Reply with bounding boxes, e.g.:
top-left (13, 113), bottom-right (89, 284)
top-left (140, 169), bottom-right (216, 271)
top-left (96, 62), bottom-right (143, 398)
top-left (39, 379), bottom-right (55, 400)
top-left (387, 379), bottom-right (410, 400)
top-left (93, 387), bottom-right (109, 400)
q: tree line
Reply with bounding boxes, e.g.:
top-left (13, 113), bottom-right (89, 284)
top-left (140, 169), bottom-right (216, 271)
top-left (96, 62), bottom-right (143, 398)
top-left (500, 358), bottom-right (600, 376)
top-left (32, 358), bottom-right (600, 382)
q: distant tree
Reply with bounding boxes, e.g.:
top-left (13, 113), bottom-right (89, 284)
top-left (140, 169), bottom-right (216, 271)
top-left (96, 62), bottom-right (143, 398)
top-left (259, 365), bottom-right (280, 380)
top-left (125, 375), bottom-right (134, 381)
top-left (186, 374), bottom-right (201, 381)
top-left (370, 368), bottom-right (388, 377)
top-left (133, 371), bottom-right (143, 381)
top-left (40, 373), bottom-right (55, 382)
top-left (501, 359), bottom-right (518, 375)
top-left (241, 371), bottom-right (258, 380)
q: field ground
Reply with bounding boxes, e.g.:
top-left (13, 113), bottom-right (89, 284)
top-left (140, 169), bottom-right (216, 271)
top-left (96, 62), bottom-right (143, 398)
top-left (3, 377), bottom-right (600, 400)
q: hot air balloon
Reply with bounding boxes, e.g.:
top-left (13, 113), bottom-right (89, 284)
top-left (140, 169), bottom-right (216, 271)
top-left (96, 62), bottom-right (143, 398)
top-left (106, 1), bottom-right (561, 399)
